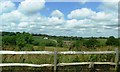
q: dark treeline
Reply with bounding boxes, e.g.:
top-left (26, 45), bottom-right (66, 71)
top-left (1, 31), bottom-right (118, 40)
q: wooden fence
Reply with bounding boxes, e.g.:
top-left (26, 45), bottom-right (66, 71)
top-left (0, 48), bottom-right (119, 72)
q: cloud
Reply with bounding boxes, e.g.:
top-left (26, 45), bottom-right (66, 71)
top-left (0, 1), bottom-right (16, 14)
top-left (1, 1), bottom-right (118, 37)
top-left (99, 0), bottom-right (118, 14)
top-left (67, 8), bottom-right (95, 19)
top-left (48, 17), bottom-right (65, 26)
top-left (18, 0), bottom-right (45, 14)
top-left (91, 12), bottom-right (112, 21)
top-left (65, 19), bottom-right (94, 29)
top-left (18, 22), bottom-right (29, 28)
top-left (102, 25), bottom-right (113, 29)
top-left (0, 10), bottom-right (24, 24)
top-left (50, 10), bottom-right (64, 18)
top-left (80, 0), bottom-right (89, 4)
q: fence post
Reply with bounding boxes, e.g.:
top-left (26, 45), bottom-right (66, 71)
top-left (54, 50), bottom-right (57, 72)
top-left (115, 48), bottom-right (119, 72)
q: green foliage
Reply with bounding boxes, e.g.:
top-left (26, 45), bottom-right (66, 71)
top-left (44, 40), bottom-right (56, 47)
top-left (89, 55), bottom-right (98, 62)
top-left (32, 40), bottom-right (39, 46)
top-left (16, 36), bottom-right (27, 49)
top-left (33, 46), bottom-right (45, 51)
top-left (72, 56), bottom-right (80, 62)
top-left (83, 38), bottom-right (100, 48)
top-left (57, 39), bottom-right (63, 47)
top-left (106, 36), bottom-right (119, 46)
top-left (88, 54), bottom-right (115, 62)
top-left (73, 39), bottom-right (85, 50)
top-left (22, 44), bottom-right (33, 51)
top-left (2, 36), bottom-right (16, 45)
top-left (16, 32), bottom-right (34, 49)
top-left (23, 32), bottom-right (34, 44)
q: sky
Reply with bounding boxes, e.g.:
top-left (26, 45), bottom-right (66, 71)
top-left (0, 0), bottom-right (119, 37)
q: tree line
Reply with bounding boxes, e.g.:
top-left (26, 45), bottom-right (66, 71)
top-left (1, 32), bottom-right (120, 51)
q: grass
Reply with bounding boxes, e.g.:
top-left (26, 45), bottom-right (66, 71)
top-left (97, 39), bottom-right (107, 46)
top-left (2, 46), bottom-right (118, 64)
top-left (1, 45), bottom-right (119, 71)
top-left (1, 36), bottom-right (120, 71)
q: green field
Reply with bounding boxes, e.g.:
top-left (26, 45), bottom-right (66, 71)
top-left (1, 32), bottom-right (120, 71)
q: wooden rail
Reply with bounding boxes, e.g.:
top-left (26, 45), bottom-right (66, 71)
top-left (0, 48), bottom-right (119, 72)
top-left (0, 51), bottom-right (115, 54)
top-left (0, 62), bottom-right (119, 67)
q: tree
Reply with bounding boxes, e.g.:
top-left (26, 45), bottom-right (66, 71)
top-left (57, 38), bottom-right (63, 47)
top-left (16, 32), bottom-right (34, 49)
top-left (106, 36), bottom-right (119, 46)
top-left (16, 36), bottom-right (27, 50)
top-left (32, 40), bottom-right (39, 46)
top-left (2, 36), bottom-right (16, 46)
top-left (74, 39), bottom-right (84, 50)
top-left (22, 32), bottom-right (34, 44)
top-left (83, 38), bottom-right (100, 48)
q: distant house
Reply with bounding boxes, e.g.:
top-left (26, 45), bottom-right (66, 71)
top-left (43, 37), bottom-right (48, 39)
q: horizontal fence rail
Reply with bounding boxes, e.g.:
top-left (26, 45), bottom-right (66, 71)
top-left (0, 62), bottom-right (120, 67)
top-left (0, 63), bottom-right (54, 67)
top-left (0, 51), bottom-right (116, 54)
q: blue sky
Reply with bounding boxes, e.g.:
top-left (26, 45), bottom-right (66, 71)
top-left (0, 0), bottom-right (119, 37)
top-left (40, 2), bottom-right (102, 18)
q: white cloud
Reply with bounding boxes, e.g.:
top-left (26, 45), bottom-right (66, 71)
top-left (67, 8), bottom-right (96, 19)
top-left (18, 0), bottom-right (45, 14)
top-left (91, 12), bottom-right (112, 21)
top-left (65, 19), bottom-right (94, 29)
top-left (1, 1), bottom-right (118, 37)
top-left (65, 19), bottom-right (78, 28)
top-left (48, 17), bottom-right (65, 26)
top-left (18, 22), bottom-right (29, 28)
top-left (99, 0), bottom-right (118, 14)
top-left (80, 0), bottom-right (89, 4)
top-left (1, 10), bottom-right (24, 24)
top-left (50, 10), bottom-right (64, 18)
top-left (102, 25), bottom-right (112, 29)
top-left (0, 1), bottom-right (16, 14)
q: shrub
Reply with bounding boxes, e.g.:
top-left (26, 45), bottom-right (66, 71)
top-left (33, 46), bottom-right (45, 51)
top-left (72, 56), bottom-right (80, 62)
top-left (44, 40), bottom-right (56, 47)
top-left (89, 55), bottom-right (98, 62)
top-left (2, 36), bottom-right (16, 45)
top-left (22, 44), bottom-right (33, 51)
top-left (32, 41), bottom-right (39, 46)
top-left (83, 38), bottom-right (100, 48)
top-left (106, 36), bottom-right (119, 46)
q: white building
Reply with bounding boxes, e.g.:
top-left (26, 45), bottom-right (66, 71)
top-left (43, 37), bottom-right (48, 39)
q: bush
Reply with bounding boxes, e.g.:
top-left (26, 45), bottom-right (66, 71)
top-left (2, 36), bottom-right (16, 45)
top-left (22, 44), bottom-right (33, 51)
top-left (33, 46), bottom-right (45, 51)
top-left (89, 55), bottom-right (98, 62)
top-left (72, 56), bottom-right (80, 62)
top-left (74, 39), bottom-right (85, 51)
top-left (44, 40), bottom-right (56, 47)
top-left (106, 36), bottom-right (119, 46)
top-left (83, 38), bottom-right (100, 48)
top-left (57, 39), bottom-right (63, 47)
top-left (16, 36), bottom-right (27, 50)
top-left (32, 41), bottom-right (39, 46)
